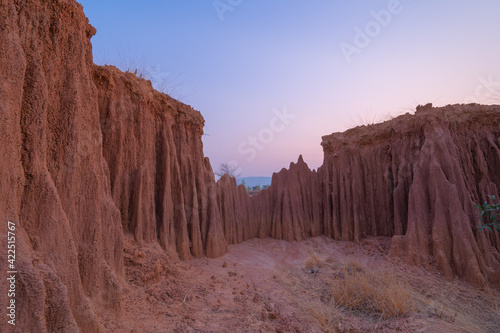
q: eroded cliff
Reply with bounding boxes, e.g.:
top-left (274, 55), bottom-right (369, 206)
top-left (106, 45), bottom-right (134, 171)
top-left (216, 105), bottom-right (500, 288)
top-left (320, 104), bottom-right (500, 286)
top-left (2, 0), bottom-right (500, 331)
top-left (1, 1), bottom-right (122, 331)
top-left (215, 156), bottom-right (323, 245)
top-left (93, 65), bottom-right (227, 260)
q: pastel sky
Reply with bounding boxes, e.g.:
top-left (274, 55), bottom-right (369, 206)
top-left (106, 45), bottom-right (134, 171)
top-left (80, 0), bottom-right (500, 177)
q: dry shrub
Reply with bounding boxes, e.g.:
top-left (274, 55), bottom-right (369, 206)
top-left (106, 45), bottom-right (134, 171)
top-left (304, 255), bottom-right (320, 270)
top-left (331, 262), bottom-right (415, 319)
top-left (305, 300), bottom-right (341, 332)
top-left (277, 269), bottom-right (341, 331)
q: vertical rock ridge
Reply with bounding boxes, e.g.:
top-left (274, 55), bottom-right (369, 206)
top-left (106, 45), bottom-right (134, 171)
top-left (93, 65), bottom-right (228, 260)
top-left (321, 105), bottom-right (500, 287)
top-left (2, 2), bottom-right (500, 332)
top-left (1, 1), bottom-right (122, 331)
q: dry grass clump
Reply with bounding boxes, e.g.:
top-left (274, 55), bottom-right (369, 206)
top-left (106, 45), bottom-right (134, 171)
top-left (276, 246), bottom-right (500, 332)
top-left (331, 261), bottom-right (415, 319)
top-left (407, 270), bottom-right (500, 333)
top-left (277, 267), bottom-right (341, 332)
top-left (305, 299), bottom-right (341, 332)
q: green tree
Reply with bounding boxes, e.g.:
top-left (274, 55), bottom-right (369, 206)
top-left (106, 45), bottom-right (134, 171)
top-left (252, 185), bottom-right (261, 191)
top-left (475, 195), bottom-right (500, 232)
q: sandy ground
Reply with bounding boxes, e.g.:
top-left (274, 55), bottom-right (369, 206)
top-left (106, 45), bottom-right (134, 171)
top-left (99, 236), bottom-right (500, 332)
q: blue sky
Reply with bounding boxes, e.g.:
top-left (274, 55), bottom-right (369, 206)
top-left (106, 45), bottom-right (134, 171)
top-left (80, 0), bottom-right (500, 177)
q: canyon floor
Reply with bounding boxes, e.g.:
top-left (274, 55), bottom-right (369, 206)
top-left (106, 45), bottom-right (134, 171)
top-left (98, 236), bottom-right (500, 333)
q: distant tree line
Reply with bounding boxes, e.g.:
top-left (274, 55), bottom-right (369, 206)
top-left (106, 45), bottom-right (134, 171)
top-left (240, 180), bottom-right (268, 194)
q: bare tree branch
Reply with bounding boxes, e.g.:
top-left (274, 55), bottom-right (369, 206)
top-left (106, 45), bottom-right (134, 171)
top-left (215, 162), bottom-right (241, 179)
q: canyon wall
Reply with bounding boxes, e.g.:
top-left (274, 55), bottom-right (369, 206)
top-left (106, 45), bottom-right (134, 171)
top-left (1, 1), bottom-right (229, 331)
top-left (320, 104), bottom-right (500, 287)
top-left (93, 65), bottom-right (227, 260)
top-left (215, 156), bottom-right (323, 245)
top-left (0, 1), bottom-right (123, 332)
top-left (1, 0), bottom-right (500, 331)
top-left (216, 105), bottom-right (500, 287)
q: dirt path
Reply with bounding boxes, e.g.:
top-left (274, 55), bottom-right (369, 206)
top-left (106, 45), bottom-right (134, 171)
top-left (99, 236), bottom-right (500, 332)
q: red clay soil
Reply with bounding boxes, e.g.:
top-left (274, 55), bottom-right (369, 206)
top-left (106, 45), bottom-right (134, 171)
top-left (1, 0), bottom-right (499, 332)
top-left (101, 235), bottom-right (500, 332)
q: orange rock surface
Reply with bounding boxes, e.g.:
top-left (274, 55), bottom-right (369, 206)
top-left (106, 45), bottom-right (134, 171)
top-left (1, 1), bottom-right (499, 331)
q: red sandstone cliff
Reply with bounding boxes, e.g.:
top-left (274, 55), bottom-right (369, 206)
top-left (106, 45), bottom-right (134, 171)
top-left (216, 105), bottom-right (500, 288)
top-left (1, 0), bottom-right (500, 332)
top-left (93, 65), bottom-right (227, 260)
top-left (320, 104), bottom-right (500, 287)
top-left (1, 1), bottom-right (122, 331)
top-left (215, 156), bottom-right (323, 245)
top-left (0, 1), bottom-right (230, 330)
